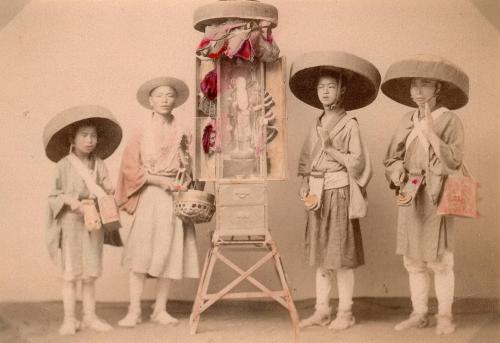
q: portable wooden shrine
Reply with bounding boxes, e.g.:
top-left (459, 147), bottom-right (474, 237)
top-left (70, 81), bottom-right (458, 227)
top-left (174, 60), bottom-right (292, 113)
top-left (189, 0), bottom-right (299, 337)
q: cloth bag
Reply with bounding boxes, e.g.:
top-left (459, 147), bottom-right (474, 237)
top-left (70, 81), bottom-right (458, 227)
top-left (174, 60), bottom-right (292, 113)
top-left (81, 199), bottom-right (102, 231)
top-left (437, 164), bottom-right (479, 218)
top-left (69, 154), bottom-right (121, 231)
top-left (97, 196), bottom-right (121, 231)
top-left (303, 126), bottom-right (327, 211)
top-left (304, 170), bottom-right (325, 211)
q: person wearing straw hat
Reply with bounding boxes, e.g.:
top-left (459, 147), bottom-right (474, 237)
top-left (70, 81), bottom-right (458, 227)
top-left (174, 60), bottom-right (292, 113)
top-left (43, 105), bottom-right (123, 335)
top-left (115, 77), bottom-right (199, 327)
top-left (382, 54), bottom-right (469, 335)
top-left (290, 51), bottom-right (380, 330)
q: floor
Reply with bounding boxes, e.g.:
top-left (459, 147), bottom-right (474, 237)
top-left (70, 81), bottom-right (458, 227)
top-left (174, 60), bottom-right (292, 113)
top-left (0, 298), bottom-right (498, 343)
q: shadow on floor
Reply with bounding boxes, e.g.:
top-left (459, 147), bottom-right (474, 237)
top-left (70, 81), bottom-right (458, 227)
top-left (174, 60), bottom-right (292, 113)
top-left (0, 298), bottom-right (498, 343)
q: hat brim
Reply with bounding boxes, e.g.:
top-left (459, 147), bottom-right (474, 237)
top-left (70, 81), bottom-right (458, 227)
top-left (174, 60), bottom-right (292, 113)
top-left (381, 55), bottom-right (469, 110)
top-left (289, 51), bottom-right (381, 111)
top-left (193, 0), bottom-right (278, 32)
top-left (43, 105), bottom-right (122, 162)
top-left (136, 77), bottom-right (190, 110)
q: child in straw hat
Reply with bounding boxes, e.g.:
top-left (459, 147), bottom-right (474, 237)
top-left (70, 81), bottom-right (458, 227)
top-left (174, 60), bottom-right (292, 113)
top-left (382, 54), bottom-right (469, 335)
top-left (289, 51), bottom-right (380, 331)
top-left (43, 105), bottom-right (123, 335)
top-left (115, 77), bottom-right (199, 327)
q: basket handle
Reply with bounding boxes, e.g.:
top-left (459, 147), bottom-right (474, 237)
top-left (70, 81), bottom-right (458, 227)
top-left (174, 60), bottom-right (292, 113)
top-left (193, 180), bottom-right (206, 191)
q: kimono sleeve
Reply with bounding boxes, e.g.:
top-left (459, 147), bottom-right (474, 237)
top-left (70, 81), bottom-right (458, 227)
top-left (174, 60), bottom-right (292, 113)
top-left (46, 162), bottom-right (66, 264)
top-left (297, 126), bottom-right (315, 176)
top-left (431, 112), bottom-right (464, 172)
top-left (383, 112), bottom-right (413, 185)
top-left (344, 121), bottom-right (366, 181)
top-left (115, 131), bottom-right (147, 208)
top-left (48, 163), bottom-right (66, 219)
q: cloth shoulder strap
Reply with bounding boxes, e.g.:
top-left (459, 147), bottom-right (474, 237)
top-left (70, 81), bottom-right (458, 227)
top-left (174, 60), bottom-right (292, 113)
top-left (68, 154), bottom-right (106, 197)
top-left (405, 107), bottom-right (449, 152)
top-left (311, 113), bottom-right (355, 169)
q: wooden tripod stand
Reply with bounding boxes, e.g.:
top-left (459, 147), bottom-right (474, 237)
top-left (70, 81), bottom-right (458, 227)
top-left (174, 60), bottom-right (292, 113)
top-left (189, 232), bottom-right (299, 338)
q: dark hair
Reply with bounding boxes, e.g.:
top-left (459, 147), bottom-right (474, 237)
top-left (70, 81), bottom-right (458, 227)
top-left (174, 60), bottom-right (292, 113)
top-left (316, 67), bottom-right (348, 88)
top-left (315, 67), bottom-right (348, 107)
top-left (435, 81), bottom-right (445, 106)
top-left (410, 78), bottom-right (445, 106)
top-left (67, 119), bottom-right (100, 143)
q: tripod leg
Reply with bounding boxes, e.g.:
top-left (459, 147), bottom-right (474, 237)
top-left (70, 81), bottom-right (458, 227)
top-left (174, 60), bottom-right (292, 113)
top-left (190, 245), bottom-right (219, 334)
top-left (271, 241), bottom-right (300, 339)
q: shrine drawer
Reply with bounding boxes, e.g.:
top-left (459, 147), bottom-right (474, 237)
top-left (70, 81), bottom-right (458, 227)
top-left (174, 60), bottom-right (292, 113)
top-left (218, 183), bottom-right (266, 206)
top-left (218, 205), bottom-right (266, 233)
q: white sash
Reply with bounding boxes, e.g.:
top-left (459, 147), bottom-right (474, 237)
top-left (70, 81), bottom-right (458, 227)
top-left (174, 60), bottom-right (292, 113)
top-left (405, 107), bottom-right (448, 152)
top-left (68, 153), bottom-right (106, 198)
top-left (324, 170), bottom-right (349, 189)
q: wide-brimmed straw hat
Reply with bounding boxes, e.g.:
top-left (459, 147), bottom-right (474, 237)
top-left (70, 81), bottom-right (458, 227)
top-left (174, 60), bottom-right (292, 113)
top-left (193, 0), bottom-right (278, 32)
top-left (43, 105), bottom-right (122, 162)
top-left (136, 77), bottom-right (190, 110)
top-left (289, 51), bottom-right (381, 111)
top-left (381, 54), bottom-right (469, 110)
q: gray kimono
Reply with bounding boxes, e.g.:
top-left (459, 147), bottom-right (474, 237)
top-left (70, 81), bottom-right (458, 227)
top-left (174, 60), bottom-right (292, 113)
top-left (299, 111), bottom-right (371, 269)
top-left (384, 107), bottom-right (464, 261)
top-left (47, 155), bottom-right (116, 280)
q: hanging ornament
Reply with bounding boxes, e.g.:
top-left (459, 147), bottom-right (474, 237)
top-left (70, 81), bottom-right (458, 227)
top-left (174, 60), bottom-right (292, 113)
top-left (202, 121), bottom-right (218, 155)
top-left (200, 69), bottom-right (218, 100)
top-left (196, 19), bottom-right (280, 62)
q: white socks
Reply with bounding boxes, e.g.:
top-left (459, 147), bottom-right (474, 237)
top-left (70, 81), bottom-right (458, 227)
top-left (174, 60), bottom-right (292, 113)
top-left (119, 273), bottom-right (178, 327)
top-left (151, 277), bottom-right (179, 325)
top-left (300, 267), bottom-right (355, 329)
top-left (129, 272), bottom-right (146, 315)
top-left (118, 271), bottom-right (145, 327)
top-left (315, 267), bottom-right (354, 314)
top-left (408, 268), bottom-right (431, 314)
top-left (315, 267), bottom-right (333, 314)
top-left (59, 279), bottom-right (111, 335)
top-left (59, 280), bottom-right (78, 335)
top-left (62, 280), bottom-right (77, 320)
top-left (433, 267), bottom-right (454, 316)
top-left (82, 279), bottom-right (112, 332)
top-left (401, 252), bottom-right (456, 334)
top-left (404, 252), bottom-right (455, 317)
top-left (336, 268), bottom-right (354, 313)
top-left (82, 279), bottom-right (96, 320)
top-left (153, 277), bottom-right (170, 315)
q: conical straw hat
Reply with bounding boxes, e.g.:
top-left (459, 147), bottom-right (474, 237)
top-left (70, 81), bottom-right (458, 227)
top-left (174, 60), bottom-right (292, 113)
top-left (43, 105), bottom-right (122, 162)
top-left (381, 54), bottom-right (469, 110)
top-left (289, 51), bottom-right (381, 111)
top-left (136, 76), bottom-right (190, 110)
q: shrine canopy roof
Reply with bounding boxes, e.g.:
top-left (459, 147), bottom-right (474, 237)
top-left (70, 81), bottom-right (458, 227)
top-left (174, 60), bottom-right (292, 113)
top-left (193, 0), bottom-right (278, 32)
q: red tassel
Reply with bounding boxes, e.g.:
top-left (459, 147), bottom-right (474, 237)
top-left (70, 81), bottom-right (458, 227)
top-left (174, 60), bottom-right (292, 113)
top-left (234, 39), bottom-right (254, 61)
top-left (200, 70), bottom-right (218, 101)
top-left (202, 124), bottom-right (214, 154)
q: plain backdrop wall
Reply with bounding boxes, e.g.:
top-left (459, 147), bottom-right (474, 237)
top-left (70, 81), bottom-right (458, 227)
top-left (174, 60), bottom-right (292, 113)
top-left (0, 0), bottom-right (498, 303)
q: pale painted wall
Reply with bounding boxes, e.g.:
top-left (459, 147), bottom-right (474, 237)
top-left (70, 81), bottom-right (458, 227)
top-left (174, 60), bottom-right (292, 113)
top-left (0, 0), bottom-right (498, 302)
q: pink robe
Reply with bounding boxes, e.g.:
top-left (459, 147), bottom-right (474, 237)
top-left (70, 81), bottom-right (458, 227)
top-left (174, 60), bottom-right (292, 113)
top-left (115, 115), bottom-right (199, 279)
top-left (115, 130), bottom-right (147, 214)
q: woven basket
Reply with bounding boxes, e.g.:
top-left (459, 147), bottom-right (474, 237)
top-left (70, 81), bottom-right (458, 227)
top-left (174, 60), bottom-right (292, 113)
top-left (174, 190), bottom-right (216, 224)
